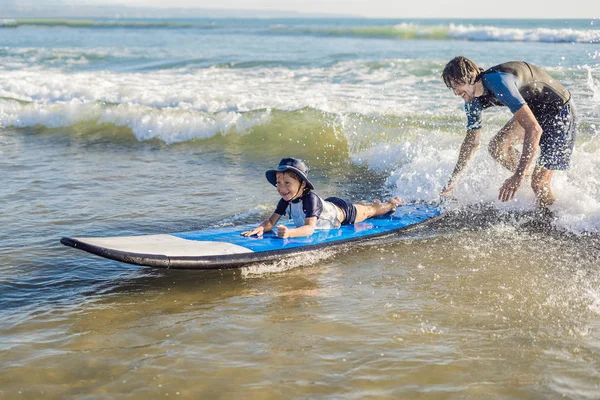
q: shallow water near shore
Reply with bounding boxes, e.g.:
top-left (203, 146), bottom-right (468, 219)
top-left (1, 17), bottom-right (600, 399)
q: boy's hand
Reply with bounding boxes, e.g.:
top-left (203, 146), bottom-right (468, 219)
top-left (241, 226), bottom-right (264, 237)
top-left (277, 225), bottom-right (290, 238)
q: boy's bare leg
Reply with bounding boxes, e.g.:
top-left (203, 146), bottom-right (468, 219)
top-left (354, 197), bottom-right (404, 223)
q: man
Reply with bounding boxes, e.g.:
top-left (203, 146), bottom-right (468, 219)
top-left (440, 56), bottom-right (576, 209)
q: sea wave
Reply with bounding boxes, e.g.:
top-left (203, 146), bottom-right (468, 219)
top-left (3, 18), bottom-right (599, 43)
top-left (0, 60), bottom-right (450, 120)
top-left (268, 22), bottom-right (600, 43)
top-left (447, 23), bottom-right (600, 43)
top-left (1, 61), bottom-right (597, 142)
top-left (0, 99), bottom-right (466, 149)
top-left (0, 46), bottom-right (218, 72)
top-left (0, 19), bottom-right (214, 29)
top-left (1, 19), bottom-right (17, 28)
top-left (0, 99), bottom-right (274, 144)
top-left (268, 24), bottom-right (449, 40)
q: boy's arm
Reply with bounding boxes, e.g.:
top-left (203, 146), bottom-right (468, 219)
top-left (241, 213), bottom-right (281, 236)
top-left (277, 217), bottom-right (317, 238)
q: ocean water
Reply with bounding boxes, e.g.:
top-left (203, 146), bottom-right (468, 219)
top-left (1, 17), bottom-right (599, 399)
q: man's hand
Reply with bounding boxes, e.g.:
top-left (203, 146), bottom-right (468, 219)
top-left (440, 185), bottom-right (454, 197)
top-left (499, 173), bottom-right (524, 202)
top-left (440, 180), bottom-right (457, 198)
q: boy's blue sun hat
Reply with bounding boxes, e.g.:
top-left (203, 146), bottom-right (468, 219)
top-left (265, 157), bottom-right (314, 190)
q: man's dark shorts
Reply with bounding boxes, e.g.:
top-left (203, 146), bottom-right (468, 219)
top-left (325, 197), bottom-right (357, 225)
top-left (537, 101), bottom-right (577, 170)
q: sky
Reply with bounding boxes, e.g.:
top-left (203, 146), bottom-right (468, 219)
top-left (78, 0), bottom-right (599, 19)
top-left (4, 0), bottom-right (600, 19)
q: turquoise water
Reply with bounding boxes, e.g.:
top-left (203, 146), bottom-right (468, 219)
top-left (1, 18), bottom-right (599, 399)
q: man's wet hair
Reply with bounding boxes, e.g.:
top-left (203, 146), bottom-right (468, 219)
top-left (442, 56), bottom-right (484, 89)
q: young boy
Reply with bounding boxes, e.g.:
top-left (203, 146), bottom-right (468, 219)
top-left (241, 157), bottom-right (404, 239)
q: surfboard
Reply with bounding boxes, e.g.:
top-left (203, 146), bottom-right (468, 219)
top-left (60, 204), bottom-right (442, 270)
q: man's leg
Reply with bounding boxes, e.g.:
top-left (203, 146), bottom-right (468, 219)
top-left (531, 166), bottom-right (555, 208)
top-left (488, 117), bottom-right (526, 172)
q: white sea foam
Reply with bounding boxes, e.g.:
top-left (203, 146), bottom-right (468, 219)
top-left (0, 60), bottom-right (446, 134)
top-left (589, 288), bottom-right (600, 315)
top-left (0, 98), bottom-right (100, 128)
top-left (99, 104), bottom-right (271, 143)
top-left (240, 249), bottom-right (338, 277)
top-left (448, 24), bottom-right (600, 43)
top-left (1, 60), bottom-right (594, 131)
top-left (1, 19), bottom-right (17, 27)
top-left (0, 98), bottom-right (272, 143)
top-left (586, 65), bottom-right (600, 104)
top-left (374, 124), bottom-right (600, 234)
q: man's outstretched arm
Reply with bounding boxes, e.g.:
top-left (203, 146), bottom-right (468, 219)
top-left (441, 129), bottom-right (481, 196)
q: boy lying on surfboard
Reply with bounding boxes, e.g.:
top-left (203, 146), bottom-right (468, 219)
top-left (241, 157), bottom-right (404, 239)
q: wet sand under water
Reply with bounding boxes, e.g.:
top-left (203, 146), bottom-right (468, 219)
top-left (1, 210), bottom-right (599, 399)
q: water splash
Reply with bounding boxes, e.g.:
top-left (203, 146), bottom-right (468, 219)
top-left (240, 248), bottom-right (339, 277)
top-left (585, 65), bottom-right (600, 104)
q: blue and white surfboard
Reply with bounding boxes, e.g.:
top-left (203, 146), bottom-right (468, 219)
top-left (60, 204), bottom-right (442, 270)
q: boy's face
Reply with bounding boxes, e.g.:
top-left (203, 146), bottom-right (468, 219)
top-left (275, 171), bottom-right (305, 201)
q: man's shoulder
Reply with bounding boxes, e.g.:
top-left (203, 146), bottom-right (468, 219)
top-left (484, 61), bottom-right (527, 73)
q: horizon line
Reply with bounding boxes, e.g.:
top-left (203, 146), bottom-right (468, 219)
top-left (0, 5), bottom-right (597, 20)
